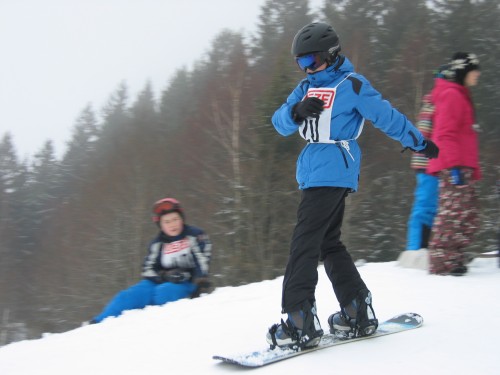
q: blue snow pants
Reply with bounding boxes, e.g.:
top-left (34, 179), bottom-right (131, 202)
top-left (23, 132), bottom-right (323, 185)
top-left (406, 172), bottom-right (439, 250)
top-left (93, 279), bottom-right (196, 323)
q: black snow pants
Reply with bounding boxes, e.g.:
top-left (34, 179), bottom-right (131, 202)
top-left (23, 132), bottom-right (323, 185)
top-left (282, 187), bottom-right (367, 313)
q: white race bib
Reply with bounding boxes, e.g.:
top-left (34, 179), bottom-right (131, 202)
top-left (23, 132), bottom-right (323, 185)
top-left (161, 239), bottom-right (195, 269)
top-left (298, 74), bottom-right (361, 144)
top-left (298, 87), bottom-right (337, 143)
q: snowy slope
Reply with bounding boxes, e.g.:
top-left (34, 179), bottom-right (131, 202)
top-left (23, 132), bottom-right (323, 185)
top-left (0, 258), bottom-right (499, 375)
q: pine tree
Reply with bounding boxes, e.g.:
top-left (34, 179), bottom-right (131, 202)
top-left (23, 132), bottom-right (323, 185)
top-left (0, 134), bottom-right (31, 339)
top-left (60, 104), bottom-right (100, 194)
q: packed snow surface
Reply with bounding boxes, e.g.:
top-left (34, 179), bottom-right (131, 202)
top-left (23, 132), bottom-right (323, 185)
top-left (0, 258), bottom-right (498, 374)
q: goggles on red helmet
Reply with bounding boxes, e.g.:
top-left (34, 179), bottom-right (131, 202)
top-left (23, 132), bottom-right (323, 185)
top-left (152, 198), bottom-right (183, 222)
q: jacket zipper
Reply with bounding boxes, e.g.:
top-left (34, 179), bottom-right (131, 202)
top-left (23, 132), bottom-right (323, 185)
top-left (336, 144), bottom-right (349, 169)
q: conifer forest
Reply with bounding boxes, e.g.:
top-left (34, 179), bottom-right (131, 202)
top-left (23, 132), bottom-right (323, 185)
top-left (1, 0), bottom-right (499, 345)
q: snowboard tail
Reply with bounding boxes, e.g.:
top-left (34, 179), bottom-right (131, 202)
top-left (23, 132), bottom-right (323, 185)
top-left (213, 312), bottom-right (423, 368)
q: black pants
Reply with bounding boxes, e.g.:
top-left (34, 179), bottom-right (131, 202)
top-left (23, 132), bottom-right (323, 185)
top-left (282, 187), bottom-right (367, 313)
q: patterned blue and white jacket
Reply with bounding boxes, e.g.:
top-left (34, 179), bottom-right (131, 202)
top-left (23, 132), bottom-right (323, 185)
top-left (142, 225), bottom-right (211, 283)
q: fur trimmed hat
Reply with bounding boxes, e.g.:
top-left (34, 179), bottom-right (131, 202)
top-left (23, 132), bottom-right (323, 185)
top-left (437, 52), bottom-right (480, 85)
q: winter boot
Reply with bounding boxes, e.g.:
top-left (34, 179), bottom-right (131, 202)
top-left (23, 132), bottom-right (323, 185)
top-left (328, 288), bottom-right (378, 339)
top-left (449, 265), bottom-right (468, 276)
top-left (266, 300), bottom-right (324, 350)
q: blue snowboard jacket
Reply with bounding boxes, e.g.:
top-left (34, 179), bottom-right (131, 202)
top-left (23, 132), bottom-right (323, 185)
top-left (272, 57), bottom-right (426, 192)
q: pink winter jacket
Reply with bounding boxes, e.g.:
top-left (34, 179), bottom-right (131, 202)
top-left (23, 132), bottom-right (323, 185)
top-left (427, 78), bottom-right (481, 180)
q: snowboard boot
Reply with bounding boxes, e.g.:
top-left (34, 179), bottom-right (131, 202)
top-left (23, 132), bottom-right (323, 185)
top-left (328, 288), bottom-right (378, 339)
top-left (266, 300), bottom-right (324, 350)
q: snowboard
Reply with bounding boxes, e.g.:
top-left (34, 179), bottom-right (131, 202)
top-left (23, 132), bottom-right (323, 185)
top-left (213, 312), bottom-right (423, 368)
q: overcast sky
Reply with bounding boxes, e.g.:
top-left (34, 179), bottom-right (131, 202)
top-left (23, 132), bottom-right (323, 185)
top-left (0, 0), bottom-right (280, 159)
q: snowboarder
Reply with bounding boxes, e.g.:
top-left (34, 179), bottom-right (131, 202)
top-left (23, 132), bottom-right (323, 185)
top-left (89, 198), bottom-right (211, 323)
top-left (266, 22), bottom-right (439, 349)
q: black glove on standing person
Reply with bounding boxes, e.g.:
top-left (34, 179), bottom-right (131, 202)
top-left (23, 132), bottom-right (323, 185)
top-left (420, 139), bottom-right (439, 159)
top-left (292, 97), bottom-right (324, 123)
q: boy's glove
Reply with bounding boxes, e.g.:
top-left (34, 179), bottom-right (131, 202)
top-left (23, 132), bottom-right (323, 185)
top-left (402, 139), bottom-right (438, 158)
top-left (191, 277), bottom-right (212, 298)
top-left (157, 269), bottom-right (190, 284)
top-left (291, 97), bottom-right (324, 123)
top-left (420, 139), bottom-right (439, 159)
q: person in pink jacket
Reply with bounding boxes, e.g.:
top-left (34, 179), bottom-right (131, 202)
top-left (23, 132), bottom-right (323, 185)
top-left (427, 52), bottom-right (481, 275)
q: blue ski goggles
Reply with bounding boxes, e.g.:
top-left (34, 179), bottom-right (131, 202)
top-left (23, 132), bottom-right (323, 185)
top-left (295, 52), bottom-right (325, 72)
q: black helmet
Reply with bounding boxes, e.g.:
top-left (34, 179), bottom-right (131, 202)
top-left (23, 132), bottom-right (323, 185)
top-left (291, 22), bottom-right (341, 62)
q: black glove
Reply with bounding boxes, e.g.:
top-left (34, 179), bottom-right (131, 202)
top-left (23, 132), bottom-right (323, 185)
top-left (157, 269), bottom-right (190, 284)
top-left (191, 277), bottom-right (212, 298)
top-left (420, 139), bottom-right (439, 159)
top-left (291, 97), bottom-right (324, 123)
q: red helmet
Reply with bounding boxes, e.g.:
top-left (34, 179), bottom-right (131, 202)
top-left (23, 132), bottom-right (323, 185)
top-left (152, 198), bottom-right (184, 223)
